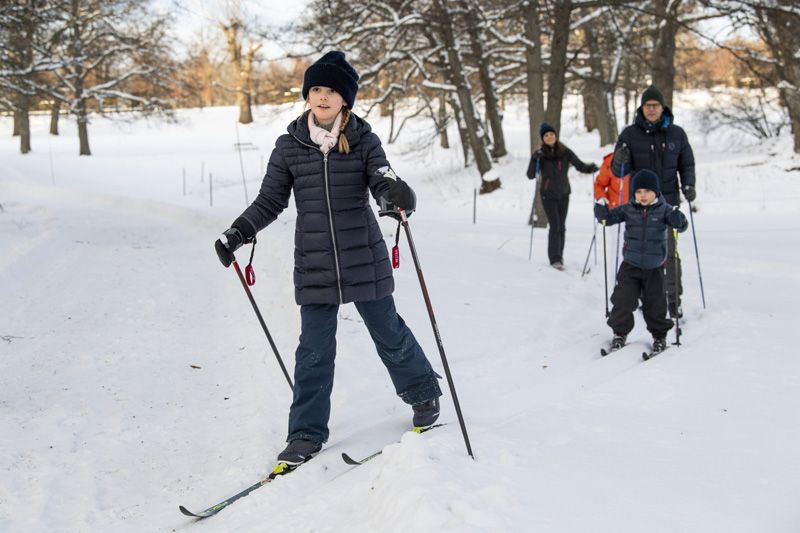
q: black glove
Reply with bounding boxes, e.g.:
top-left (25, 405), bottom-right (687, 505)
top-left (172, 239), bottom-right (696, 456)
top-left (214, 227), bottom-right (245, 268)
top-left (682, 184), bottom-right (696, 202)
top-left (588, 163), bottom-right (600, 173)
top-left (385, 177), bottom-right (416, 212)
top-left (594, 199), bottom-right (609, 222)
top-left (533, 149), bottom-right (544, 161)
top-left (613, 145), bottom-right (630, 168)
top-left (666, 205), bottom-right (685, 228)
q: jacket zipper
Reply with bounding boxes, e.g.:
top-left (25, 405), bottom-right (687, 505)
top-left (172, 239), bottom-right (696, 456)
top-left (640, 206), bottom-right (648, 260)
top-left (293, 134), bottom-right (344, 303)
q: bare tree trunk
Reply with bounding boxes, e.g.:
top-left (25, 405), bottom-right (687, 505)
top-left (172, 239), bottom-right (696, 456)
top-left (449, 95), bottom-right (470, 167)
top-left (387, 100), bottom-right (396, 144)
top-left (544, 0), bottom-right (572, 133)
top-left (432, 0), bottom-right (498, 193)
top-left (223, 20), bottom-right (256, 124)
top-left (76, 90), bottom-right (91, 155)
top-left (18, 95), bottom-right (31, 154)
top-left (13, 111), bottom-right (20, 136)
top-left (438, 94), bottom-right (449, 149)
top-left (584, 24), bottom-right (618, 146)
top-left (583, 86), bottom-right (598, 132)
top-left (524, 0), bottom-right (545, 153)
top-left (762, 4), bottom-right (800, 153)
top-left (50, 100), bottom-right (60, 135)
top-left (461, 0), bottom-right (507, 159)
top-left (651, 0), bottom-right (681, 108)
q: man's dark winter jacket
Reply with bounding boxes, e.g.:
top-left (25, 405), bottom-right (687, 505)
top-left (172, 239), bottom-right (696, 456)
top-left (594, 195), bottom-right (688, 270)
top-left (612, 106), bottom-right (695, 205)
top-left (236, 111), bottom-right (394, 306)
top-left (527, 145), bottom-right (595, 200)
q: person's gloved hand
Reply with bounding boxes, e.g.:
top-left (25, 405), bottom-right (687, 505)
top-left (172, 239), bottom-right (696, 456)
top-left (613, 145), bottom-right (630, 168)
top-left (385, 177), bottom-right (416, 212)
top-left (594, 198), bottom-right (609, 222)
top-left (588, 163), bottom-right (600, 173)
top-left (532, 148), bottom-right (544, 161)
top-left (682, 184), bottom-right (696, 202)
top-left (214, 227), bottom-right (245, 268)
top-left (666, 205), bottom-right (687, 229)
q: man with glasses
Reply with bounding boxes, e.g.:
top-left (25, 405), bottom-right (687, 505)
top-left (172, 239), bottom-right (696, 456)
top-left (610, 85), bottom-right (696, 320)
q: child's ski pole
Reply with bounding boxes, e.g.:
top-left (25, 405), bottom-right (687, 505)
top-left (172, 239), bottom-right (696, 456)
top-left (232, 259), bottom-right (294, 391)
top-left (398, 209), bottom-right (474, 459)
top-left (602, 221), bottom-right (609, 317)
top-left (672, 229), bottom-right (681, 346)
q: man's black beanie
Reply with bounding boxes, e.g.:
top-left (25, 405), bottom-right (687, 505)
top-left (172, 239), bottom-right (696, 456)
top-left (640, 85), bottom-right (665, 107)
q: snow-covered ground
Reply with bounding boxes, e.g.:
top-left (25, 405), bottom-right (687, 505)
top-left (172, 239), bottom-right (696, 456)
top-left (2, 93), bottom-right (799, 533)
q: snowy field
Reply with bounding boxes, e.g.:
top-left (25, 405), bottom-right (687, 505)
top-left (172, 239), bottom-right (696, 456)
top-left (2, 93), bottom-right (799, 533)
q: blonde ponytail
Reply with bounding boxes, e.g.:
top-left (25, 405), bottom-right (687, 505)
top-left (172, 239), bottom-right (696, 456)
top-left (338, 108), bottom-right (351, 154)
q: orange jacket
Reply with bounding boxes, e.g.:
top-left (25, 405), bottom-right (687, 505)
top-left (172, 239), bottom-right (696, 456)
top-left (594, 152), bottom-right (630, 209)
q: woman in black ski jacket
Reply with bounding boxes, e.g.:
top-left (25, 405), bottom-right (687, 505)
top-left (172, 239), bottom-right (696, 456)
top-left (213, 51), bottom-right (442, 468)
top-left (527, 122), bottom-right (598, 269)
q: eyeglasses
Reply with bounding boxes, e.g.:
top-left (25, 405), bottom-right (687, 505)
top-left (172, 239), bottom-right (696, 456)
top-left (643, 103), bottom-right (662, 110)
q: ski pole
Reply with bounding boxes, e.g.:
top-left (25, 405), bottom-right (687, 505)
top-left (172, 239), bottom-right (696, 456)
top-left (528, 158), bottom-right (540, 261)
top-left (592, 170), bottom-right (598, 266)
top-left (232, 259), bottom-right (294, 391)
top-left (614, 163), bottom-right (624, 280)
top-left (672, 229), bottom-right (681, 346)
top-left (602, 221), bottom-right (609, 317)
top-left (399, 209), bottom-right (474, 459)
top-left (581, 230), bottom-right (596, 278)
top-left (687, 200), bottom-right (706, 308)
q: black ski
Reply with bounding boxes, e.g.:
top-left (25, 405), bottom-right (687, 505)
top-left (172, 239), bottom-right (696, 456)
top-left (341, 424), bottom-right (446, 466)
top-left (179, 461), bottom-right (301, 519)
top-left (642, 345), bottom-right (669, 361)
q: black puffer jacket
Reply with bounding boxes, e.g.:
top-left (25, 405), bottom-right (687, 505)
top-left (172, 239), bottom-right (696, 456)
top-left (594, 195), bottom-right (688, 270)
top-left (612, 106), bottom-right (695, 205)
top-left (236, 111), bottom-right (394, 305)
top-left (527, 144), bottom-right (595, 200)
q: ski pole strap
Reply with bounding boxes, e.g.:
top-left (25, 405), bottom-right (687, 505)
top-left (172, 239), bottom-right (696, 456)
top-left (391, 221), bottom-right (401, 269)
top-left (245, 237), bottom-right (257, 286)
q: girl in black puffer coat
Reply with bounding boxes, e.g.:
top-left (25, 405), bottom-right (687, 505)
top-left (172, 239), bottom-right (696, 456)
top-left (214, 51), bottom-right (442, 466)
top-left (527, 122), bottom-right (598, 269)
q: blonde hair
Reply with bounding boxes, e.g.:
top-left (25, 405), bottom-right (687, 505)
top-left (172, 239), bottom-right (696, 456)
top-left (338, 108), bottom-right (351, 154)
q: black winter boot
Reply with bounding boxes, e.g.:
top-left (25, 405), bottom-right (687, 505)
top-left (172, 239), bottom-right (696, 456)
top-left (412, 397), bottom-right (440, 428)
top-left (277, 439), bottom-right (322, 465)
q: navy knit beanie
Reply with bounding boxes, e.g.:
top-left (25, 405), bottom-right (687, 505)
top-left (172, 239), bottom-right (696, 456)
top-left (640, 85), bottom-right (665, 107)
top-left (632, 169), bottom-right (661, 194)
top-left (539, 122), bottom-right (556, 140)
top-left (302, 51), bottom-right (359, 109)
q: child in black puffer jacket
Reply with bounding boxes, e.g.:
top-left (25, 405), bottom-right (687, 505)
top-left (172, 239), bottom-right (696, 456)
top-left (594, 169), bottom-right (688, 353)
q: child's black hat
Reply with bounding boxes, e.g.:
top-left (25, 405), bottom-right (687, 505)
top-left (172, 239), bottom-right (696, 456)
top-left (302, 51), bottom-right (359, 109)
top-left (632, 169), bottom-right (661, 194)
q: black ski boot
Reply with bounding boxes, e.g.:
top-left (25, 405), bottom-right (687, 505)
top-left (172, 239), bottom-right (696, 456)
top-left (611, 334), bottom-right (626, 350)
top-left (412, 397), bottom-right (440, 428)
top-left (652, 336), bottom-right (667, 354)
top-left (277, 439), bottom-right (322, 466)
top-left (601, 334), bottom-right (627, 356)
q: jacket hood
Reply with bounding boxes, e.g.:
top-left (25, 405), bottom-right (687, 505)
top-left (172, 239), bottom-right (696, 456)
top-left (287, 109), bottom-right (371, 149)
top-left (634, 104), bottom-right (674, 132)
